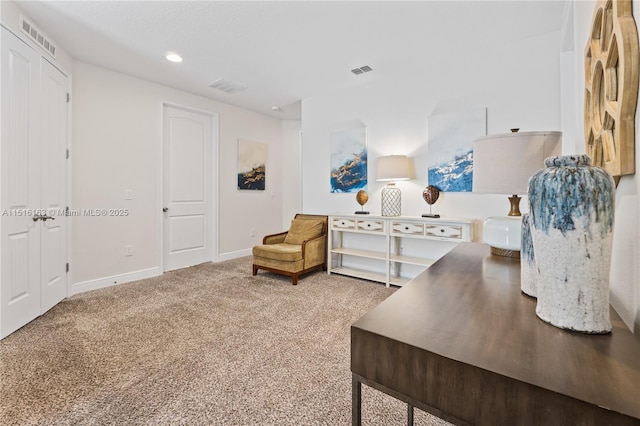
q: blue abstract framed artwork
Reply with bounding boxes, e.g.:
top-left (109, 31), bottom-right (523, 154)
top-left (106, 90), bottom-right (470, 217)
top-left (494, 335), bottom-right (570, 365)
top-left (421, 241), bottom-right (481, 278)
top-left (427, 108), bottom-right (486, 192)
top-left (237, 139), bottom-right (266, 190)
top-left (330, 126), bottom-right (367, 193)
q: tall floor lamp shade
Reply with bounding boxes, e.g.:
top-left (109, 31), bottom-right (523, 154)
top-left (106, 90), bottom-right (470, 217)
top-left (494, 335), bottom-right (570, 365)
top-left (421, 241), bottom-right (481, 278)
top-left (377, 155), bottom-right (410, 216)
top-left (473, 131), bottom-right (562, 257)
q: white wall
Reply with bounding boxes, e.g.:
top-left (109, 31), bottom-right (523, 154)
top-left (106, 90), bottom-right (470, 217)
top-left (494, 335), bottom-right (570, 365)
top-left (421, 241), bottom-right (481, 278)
top-left (281, 120), bottom-right (302, 229)
top-left (569, 1), bottom-right (640, 333)
top-left (301, 30), bottom-right (561, 224)
top-left (72, 62), bottom-right (284, 286)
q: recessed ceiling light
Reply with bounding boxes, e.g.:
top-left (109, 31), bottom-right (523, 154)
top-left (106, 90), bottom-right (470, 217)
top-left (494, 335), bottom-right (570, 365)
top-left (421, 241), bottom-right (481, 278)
top-left (166, 52), bottom-right (183, 63)
top-left (271, 106), bottom-right (282, 112)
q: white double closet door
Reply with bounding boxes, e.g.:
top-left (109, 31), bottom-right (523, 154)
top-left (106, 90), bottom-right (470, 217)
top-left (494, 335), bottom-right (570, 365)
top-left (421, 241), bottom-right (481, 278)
top-left (1, 27), bottom-right (69, 338)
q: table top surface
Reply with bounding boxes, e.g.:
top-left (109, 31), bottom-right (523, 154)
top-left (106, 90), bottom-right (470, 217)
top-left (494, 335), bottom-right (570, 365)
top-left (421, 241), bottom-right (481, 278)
top-left (328, 213), bottom-right (476, 223)
top-left (352, 243), bottom-right (640, 419)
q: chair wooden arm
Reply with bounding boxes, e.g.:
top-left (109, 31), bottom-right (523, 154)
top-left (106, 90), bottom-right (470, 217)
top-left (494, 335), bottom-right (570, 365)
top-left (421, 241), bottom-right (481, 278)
top-left (301, 233), bottom-right (327, 267)
top-left (263, 231), bottom-right (288, 245)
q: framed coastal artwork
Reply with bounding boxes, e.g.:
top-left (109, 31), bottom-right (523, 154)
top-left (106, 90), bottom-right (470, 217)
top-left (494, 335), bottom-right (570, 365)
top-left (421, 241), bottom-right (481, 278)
top-left (330, 125), bottom-right (367, 193)
top-left (427, 107), bottom-right (486, 192)
top-left (237, 139), bottom-right (266, 190)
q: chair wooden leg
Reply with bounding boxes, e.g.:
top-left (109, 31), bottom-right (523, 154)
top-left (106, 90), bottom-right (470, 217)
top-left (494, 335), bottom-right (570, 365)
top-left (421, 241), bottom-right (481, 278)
top-left (252, 265), bottom-right (258, 276)
top-left (292, 273), bottom-right (298, 285)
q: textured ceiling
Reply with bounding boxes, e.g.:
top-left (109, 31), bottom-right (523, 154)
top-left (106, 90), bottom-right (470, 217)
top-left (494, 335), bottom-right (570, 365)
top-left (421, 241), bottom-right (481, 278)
top-left (15, 1), bottom-right (567, 120)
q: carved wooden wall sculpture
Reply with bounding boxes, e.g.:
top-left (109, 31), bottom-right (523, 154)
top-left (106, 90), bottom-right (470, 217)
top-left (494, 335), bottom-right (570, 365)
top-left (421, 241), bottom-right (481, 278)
top-left (585, 0), bottom-right (639, 181)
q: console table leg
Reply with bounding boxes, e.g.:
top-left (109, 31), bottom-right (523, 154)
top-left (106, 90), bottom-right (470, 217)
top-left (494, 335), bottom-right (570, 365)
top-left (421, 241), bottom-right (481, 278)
top-left (407, 404), bottom-right (414, 426)
top-left (352, 375), bottom-right (362, 426)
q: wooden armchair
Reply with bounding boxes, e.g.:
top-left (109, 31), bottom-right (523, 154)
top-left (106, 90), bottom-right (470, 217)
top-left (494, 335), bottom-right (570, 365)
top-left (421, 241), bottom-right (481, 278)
top-left (252, 214), bottom-right (328, 285)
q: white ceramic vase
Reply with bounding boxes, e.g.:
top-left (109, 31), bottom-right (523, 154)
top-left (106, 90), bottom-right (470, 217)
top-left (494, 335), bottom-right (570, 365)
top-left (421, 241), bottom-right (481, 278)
top-left (528, 155), bottom-right (615, 334)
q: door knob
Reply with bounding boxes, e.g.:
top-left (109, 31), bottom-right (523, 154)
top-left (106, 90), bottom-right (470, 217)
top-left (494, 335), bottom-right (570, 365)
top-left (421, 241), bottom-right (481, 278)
top-left (32, 214), bottom-right (55, 222)
top-left (163, 207), bottom-right (169, 212)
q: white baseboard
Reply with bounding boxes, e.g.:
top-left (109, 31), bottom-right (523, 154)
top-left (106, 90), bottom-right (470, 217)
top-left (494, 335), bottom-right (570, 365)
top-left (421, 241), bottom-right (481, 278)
top-left (70, 267), bottom-right (161, 296)
top-left (70, 251), bottom-right (252, 296)
top-left (218, 248), bottom-right (251, 262)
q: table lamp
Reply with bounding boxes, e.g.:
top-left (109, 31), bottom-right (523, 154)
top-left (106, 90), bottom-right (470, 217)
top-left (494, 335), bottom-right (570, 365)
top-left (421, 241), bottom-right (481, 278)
top-left (376, 155), bottom-right (410, 216)
top-left (472, 130), bottom-right (562, 258)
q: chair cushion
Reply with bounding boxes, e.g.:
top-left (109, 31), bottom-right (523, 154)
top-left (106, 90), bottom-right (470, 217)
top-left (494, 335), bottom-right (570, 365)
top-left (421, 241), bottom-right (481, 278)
top-left (283, 218), bottom-right (324, 244)
top-left (253, 243), bottom-right (303, 262)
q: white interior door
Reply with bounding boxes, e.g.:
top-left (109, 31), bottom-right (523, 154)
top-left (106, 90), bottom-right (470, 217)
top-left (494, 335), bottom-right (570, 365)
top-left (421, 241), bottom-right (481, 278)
top-left (162, 105), bottom-right (212, 271)
top-left (1, 28), bottom-right (69, 338)
top-left (40, 58), bottom-right (68, 313)
top-left (1, 28), bottom-right (43, 338)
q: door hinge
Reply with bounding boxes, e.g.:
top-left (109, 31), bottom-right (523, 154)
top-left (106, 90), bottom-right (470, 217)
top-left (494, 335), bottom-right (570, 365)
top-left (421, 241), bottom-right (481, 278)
top-left (66, 263), bottom-right (70, 273)
top-left (66, 93), bottom-right (70, 103)
top-left (66, 149), bottom-right (70, 159)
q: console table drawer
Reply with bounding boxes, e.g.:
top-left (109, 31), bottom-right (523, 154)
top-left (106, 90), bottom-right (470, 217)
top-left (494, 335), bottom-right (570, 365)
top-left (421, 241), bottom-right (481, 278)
top-left (426, 224), bottom-right (463, 240)
top-left (331, 217), bottom-right (386, 234)
top-left (332, 217), bottom-right (356, 230)
top-left (356, 219), bottom-right (385, 233)
top-left (391, 222), bottom-right (424, 236)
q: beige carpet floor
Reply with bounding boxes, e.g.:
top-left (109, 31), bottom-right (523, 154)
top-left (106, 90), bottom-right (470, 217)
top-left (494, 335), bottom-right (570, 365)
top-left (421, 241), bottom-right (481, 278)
top-left (0, 256), bottom-right (452, 425)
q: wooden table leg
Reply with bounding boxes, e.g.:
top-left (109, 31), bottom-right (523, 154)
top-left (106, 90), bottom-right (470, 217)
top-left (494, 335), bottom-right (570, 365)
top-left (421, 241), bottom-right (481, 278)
top-left (352, 375), bottom-right (362, 426)
top-left (407, 404), bottom-right (414, 426)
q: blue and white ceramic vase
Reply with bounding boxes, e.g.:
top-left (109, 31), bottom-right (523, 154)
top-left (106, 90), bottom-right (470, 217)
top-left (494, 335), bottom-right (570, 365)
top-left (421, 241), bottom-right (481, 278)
top-left (528, 155), bottom-right (615, 334)
top-left (520, 213), bottom-right (537, 298)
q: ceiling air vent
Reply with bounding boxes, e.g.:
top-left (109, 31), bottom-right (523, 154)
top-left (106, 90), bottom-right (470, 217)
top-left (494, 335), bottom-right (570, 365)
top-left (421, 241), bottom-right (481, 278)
top-left (351, 65), bottom-right (373, 75)
top-left (209, 78), bottom-right (247, 94)
top-left (20, 16), bottom-right (57, 58)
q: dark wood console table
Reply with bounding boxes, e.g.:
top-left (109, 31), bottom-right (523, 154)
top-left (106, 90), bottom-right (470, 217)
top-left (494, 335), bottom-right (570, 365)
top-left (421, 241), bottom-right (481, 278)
top-left (351, 243), bottom-right (640, 425)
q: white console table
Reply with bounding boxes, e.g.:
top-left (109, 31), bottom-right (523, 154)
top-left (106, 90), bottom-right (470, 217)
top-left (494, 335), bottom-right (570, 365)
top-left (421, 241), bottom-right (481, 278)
top-left (328, 214), bottom-right (475, 287)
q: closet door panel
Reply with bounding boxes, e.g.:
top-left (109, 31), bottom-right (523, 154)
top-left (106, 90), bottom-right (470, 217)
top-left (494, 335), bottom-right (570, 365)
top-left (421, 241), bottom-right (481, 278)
top-left (1, 27), bottom-right (42, 338)
top-left (40, 58), bottom-right (68, 313)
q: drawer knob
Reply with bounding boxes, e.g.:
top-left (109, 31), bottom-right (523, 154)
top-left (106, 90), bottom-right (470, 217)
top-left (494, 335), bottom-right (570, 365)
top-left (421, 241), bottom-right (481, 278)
top-left (405, 226), bottom-right (409, 230)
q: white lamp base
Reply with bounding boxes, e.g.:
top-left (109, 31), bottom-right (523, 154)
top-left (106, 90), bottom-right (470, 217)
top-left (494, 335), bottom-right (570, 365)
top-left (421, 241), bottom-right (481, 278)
top-left (381, 183), bottom-right (401, 216)
top-left (483, 216), bottom-right (522, 258)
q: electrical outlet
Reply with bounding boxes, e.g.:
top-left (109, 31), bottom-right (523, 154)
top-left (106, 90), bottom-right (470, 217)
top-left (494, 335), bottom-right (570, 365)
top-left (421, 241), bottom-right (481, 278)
top-left (124, 245), bottom-right (133, 256)
top-left (124, 189), bottom-right (133, 200)
top-left (250, 228), bottom-right (255, 237)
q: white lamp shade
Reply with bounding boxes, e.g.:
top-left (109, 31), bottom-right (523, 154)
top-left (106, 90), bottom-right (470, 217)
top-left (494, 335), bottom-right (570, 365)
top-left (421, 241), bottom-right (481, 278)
top-left (376, 155), bottom-right (410, 181)
top-left (472, 131), bottom-right (562, 195)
